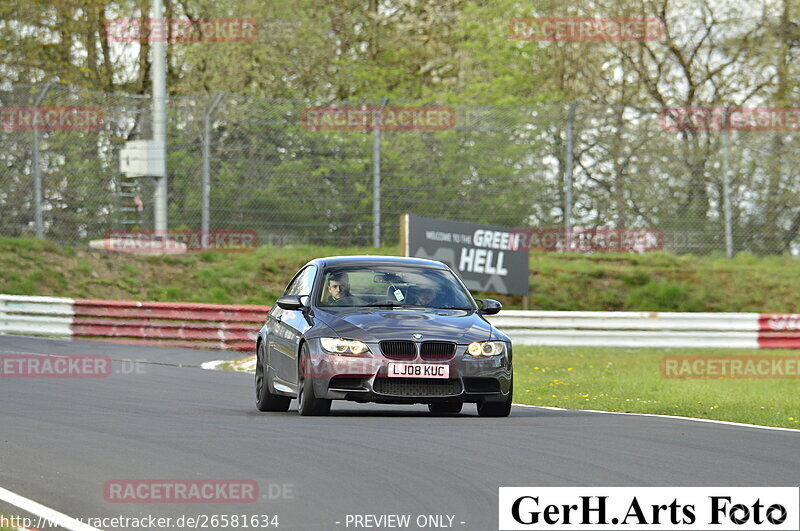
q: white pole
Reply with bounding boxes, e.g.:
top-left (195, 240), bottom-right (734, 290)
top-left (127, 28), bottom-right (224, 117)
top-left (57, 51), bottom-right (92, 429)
top-left (32, 84), bottom-right (51, 238)
top-left (564, 102), bottom-right (578, 251)
top-left (202, 93), bottom-right (224, 243)
top-left (722, 130), bottom-right (733, 258)
top-left (152, 0), bottom-right (168, 232)
top-left (372, 98), bottom-right (388, 248)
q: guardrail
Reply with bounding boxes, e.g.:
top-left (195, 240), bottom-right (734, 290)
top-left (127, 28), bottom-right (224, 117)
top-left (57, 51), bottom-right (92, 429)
top-left (0, 295), bottom-right (268, 351)
top-left (0, 295), bottom-right (798, 350)
top-left (488, 311), bottom-right (800, 349)
top-left (0, 294), bottom-right (74, 337)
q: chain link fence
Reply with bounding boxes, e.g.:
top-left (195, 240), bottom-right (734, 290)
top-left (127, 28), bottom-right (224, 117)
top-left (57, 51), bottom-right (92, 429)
top-left (1, 84), bottom-right (798, 254)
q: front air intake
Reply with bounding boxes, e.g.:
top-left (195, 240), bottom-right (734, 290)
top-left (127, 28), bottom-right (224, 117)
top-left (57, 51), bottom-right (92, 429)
top-left (379, 341), bottom-right (417, 360)
top-left (419, 341), bottom-right (456, 361)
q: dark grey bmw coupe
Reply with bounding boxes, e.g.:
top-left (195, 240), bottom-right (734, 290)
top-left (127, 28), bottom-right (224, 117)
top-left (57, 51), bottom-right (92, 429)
top-left (254, 256), bottom-right (513, 416)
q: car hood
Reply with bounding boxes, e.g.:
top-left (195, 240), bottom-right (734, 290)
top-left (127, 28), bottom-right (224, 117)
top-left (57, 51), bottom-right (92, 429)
top-left (314, 308), bottom-right (493, 344)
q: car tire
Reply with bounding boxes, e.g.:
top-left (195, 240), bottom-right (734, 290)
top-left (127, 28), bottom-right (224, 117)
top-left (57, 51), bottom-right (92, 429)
top-left (477, 379), bottom-right (512, 417)
top-left (297, 343), bottom-right (331, 416)
top-left (255, 342), bottom-right (291, 412)
top-left (428, 402), bottom-right (463, 415)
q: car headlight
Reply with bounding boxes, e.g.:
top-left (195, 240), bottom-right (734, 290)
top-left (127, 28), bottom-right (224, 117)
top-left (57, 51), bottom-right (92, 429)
top-left (466, 341), bottom-right (506, 357)
top-left (320, 338), bottom-right (371, 356)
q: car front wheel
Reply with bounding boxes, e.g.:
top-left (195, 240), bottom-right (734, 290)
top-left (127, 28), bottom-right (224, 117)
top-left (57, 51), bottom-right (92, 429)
top-left (255, 342), bottom-right (291, 412)
top-left (477, 379), bottom-right (512, 417)
top-left (297, 343), bottom-right (331, 416)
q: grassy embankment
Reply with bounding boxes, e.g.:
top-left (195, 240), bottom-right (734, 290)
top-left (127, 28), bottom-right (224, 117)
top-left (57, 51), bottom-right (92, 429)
top-left (1, 237), bottom-right (798, 312)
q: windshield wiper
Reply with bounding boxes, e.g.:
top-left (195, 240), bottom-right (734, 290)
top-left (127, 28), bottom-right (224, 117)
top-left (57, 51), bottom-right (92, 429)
top-left (433, 306), bottom-right (473, 310)
top-left (365, 302), bottom-right (404, 308)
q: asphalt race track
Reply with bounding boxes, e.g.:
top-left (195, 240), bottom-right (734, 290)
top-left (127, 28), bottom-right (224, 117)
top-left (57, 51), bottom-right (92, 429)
top-left (1, 336), bottom-right (798, 531)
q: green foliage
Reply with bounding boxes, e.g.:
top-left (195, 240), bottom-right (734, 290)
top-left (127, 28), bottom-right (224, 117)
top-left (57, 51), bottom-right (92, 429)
top-left (625, 281), bottom-right (702, 311)
top-left (77, 259), bottom-right (92, 275)
top-left (620, 270), bottom-right (651, 287)
top-left (0, 237), bottom-right (59, 253)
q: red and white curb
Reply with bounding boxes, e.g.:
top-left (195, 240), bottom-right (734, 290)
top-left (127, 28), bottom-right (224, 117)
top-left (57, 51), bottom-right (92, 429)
top-left (201, 356), bottom-right (256, 372)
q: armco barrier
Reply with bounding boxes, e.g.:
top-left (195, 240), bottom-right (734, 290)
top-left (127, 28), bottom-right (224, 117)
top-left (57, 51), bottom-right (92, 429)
top-left (487, 311), bottom-right (759, 349)
top-left (0, 294), bottom-right (74, 337)
top-left (0, 295), bottom-right (268, 351)
top-left (0, 295), bottom-right (798, 350)
top-left (71, 299), bottom-right (269, 351)
top-left (488, 311), bottom-right (800, 349)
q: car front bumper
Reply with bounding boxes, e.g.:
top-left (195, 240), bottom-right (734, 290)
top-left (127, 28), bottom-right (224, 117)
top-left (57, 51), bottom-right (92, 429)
top-left (305, 338), bottom-right (512, 404)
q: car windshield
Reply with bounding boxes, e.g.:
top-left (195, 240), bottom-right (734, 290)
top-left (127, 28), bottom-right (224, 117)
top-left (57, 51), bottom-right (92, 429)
top-left (317, 265), bottom-right (474, 310)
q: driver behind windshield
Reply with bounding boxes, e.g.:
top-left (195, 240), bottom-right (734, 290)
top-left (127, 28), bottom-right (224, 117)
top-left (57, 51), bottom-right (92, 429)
top-left (324, 272), bottom-right (363, 305)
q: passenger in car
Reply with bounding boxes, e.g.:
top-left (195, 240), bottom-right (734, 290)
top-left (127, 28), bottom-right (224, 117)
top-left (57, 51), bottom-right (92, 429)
top-left (406, 285), bottom-right (438, 307)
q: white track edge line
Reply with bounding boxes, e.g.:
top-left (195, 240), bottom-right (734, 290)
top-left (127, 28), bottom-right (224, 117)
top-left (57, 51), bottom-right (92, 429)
top-left (0, 486), bottom-right (102, 531)
top-left (512, 403), bottom-right (800, 433)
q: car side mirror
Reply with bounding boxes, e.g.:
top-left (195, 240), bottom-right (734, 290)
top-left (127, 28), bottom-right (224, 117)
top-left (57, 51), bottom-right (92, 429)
top-left (476, 298), bottom-right (502, 315)
top-left (276, 294), bottom-right (306, 311)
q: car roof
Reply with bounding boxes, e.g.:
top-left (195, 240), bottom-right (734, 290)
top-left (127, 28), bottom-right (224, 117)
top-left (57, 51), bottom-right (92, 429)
top-left (307, 255), bottom-right (449, 270)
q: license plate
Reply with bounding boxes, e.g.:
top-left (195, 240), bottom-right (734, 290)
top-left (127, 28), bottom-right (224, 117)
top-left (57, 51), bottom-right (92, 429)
top-left (387, 363), bottom-right (449, 379)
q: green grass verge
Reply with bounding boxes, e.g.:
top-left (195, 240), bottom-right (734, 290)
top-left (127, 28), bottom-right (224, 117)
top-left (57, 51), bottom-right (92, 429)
top-left (514, 346), bottom-right (800, 429)
top-left (0, 237), bottom-right (798, 311)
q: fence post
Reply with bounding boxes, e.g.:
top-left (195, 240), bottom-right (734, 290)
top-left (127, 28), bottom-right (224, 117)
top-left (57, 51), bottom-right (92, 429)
top-left (202, 93), bottom-right (225, 245)
top-left (563, 101), bottom-right (579, 250)
top-left (151, 0), bottom-right (168, 233)
top-left (32, 83), bottom-right (51, 238)
top-left (373, 97), bottom-right (388, 248)
top-left (722, 130), bottom-right (733, 258)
